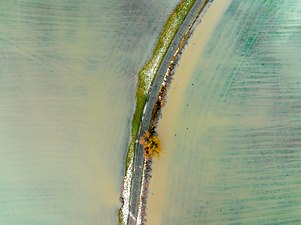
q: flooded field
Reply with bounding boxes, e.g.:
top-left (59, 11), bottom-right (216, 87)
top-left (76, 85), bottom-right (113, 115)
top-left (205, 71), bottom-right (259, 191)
top-left (0, 0), bottom-right (180, 224)
top-left (147, 0), bottom-right (301, 224)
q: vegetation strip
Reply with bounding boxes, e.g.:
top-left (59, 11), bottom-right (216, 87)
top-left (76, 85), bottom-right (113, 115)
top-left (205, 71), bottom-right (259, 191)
top-left (119, 0), bottom-right (210, 224)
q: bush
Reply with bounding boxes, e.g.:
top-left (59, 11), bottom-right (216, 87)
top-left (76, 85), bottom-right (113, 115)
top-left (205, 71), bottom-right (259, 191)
top-left (139, 131), bottom-right (161, 158)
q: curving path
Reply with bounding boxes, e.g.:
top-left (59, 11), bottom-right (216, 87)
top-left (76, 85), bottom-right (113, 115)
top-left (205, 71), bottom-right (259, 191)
top-left (127, 0), bottom-right (210, 224)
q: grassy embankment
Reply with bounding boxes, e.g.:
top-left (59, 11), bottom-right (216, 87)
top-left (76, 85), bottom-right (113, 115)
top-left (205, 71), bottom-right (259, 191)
top-left (125, 0), bottom-right (195, 169)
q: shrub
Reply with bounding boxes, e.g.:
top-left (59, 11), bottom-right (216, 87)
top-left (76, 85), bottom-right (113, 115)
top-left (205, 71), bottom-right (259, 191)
top-left (139, 131), bottom-right (161, 158)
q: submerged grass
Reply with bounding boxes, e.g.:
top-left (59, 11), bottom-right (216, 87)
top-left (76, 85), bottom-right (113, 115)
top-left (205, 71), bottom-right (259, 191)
top-left (119, 0), bottom-right (196, 224)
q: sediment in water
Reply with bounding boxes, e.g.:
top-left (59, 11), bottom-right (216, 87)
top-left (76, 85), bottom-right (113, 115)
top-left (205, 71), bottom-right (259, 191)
top-left (145, 0), bottom-right (232, 224)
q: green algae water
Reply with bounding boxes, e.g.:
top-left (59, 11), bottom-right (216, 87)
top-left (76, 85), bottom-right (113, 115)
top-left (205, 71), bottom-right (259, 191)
top-left (147, 0), bottom-right (301, 224)
top-left (0, 0), bottom-right (181, 224)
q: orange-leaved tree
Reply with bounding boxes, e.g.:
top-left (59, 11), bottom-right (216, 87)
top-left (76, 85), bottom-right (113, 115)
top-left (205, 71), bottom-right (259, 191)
top-left (139, 131), bottom-right (161, 158)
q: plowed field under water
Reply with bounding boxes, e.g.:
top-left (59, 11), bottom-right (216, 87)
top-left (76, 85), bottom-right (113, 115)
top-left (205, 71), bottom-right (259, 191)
top-left (0, 0), bottom-right (180, 224)
top-left (147, 0), bottom-right (301, 224)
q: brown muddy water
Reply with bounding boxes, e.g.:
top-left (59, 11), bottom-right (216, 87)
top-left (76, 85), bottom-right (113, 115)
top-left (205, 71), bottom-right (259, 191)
top-left (147, 1), bottom-right (231, 224)
top-left (0, 1), bottom-right (181, 224)
top-left (147, 0), bottom-right (301, 224)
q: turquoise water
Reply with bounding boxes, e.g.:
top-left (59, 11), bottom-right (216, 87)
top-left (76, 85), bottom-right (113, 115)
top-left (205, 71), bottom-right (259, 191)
top-left (153, 0), bottom-right (301, 224)
top-left (0, 0), bottom-right (180, 224)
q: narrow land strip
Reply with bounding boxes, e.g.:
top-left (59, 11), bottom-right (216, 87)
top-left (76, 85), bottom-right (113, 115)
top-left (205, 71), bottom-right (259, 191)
top-left (126, 0), bottom-right (211, 224)
top-left (118, 1), bottom-right (200, 223)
